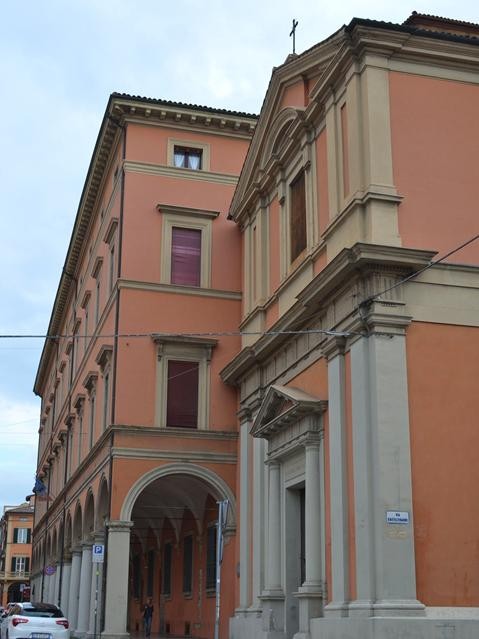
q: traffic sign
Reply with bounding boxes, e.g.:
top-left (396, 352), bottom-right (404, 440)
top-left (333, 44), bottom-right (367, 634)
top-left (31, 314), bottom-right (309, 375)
top-left (92, 544), bottom-right (105, 563)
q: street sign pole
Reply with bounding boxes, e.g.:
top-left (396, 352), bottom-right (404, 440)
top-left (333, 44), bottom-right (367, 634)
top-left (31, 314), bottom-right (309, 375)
top-left (214, 500), bottom-right (229, 639)
top-left (92, 544), bottom-right (104, 639)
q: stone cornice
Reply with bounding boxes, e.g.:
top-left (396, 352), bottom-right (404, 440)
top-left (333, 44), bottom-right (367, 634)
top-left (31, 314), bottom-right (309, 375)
top-left (221, 243), bottom-right (435, 385)
top-left (114, 97), bottom-right (257, 137)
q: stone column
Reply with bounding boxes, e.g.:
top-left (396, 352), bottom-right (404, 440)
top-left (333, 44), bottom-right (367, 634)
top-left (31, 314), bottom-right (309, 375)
top-left (250, 436), bottom-right (266, 610)
top-left (304, 442), bottom-right (322, 588)
top-left (76, 543), bottom-right (93, 636)
top-left (101, 520), bottom-right (132, 639)
top-left (349, 337), bottom-right (375, 616)
top-left (53, 562), bottom-right (61, 606)
top-left (324, 341), bottom-right (350, 617)
top-left (238, 411), bottom-right (251, 611)
top-left (260, 460), bottom-right (284, 634)
top-left (47, 571), bottom-right (55, 604)
top-left (60, 556), bottom-right (72, 617)
top-left (351, 328), bottom-right (424, 617)
top-left (67, 549), bottom-right (82, 631)
top-left (294, 440), bottom-right (324, 639)
top-left (266, 461), bottom-right (281, 591)
top-left (88, 536), bottom-right (105, 638)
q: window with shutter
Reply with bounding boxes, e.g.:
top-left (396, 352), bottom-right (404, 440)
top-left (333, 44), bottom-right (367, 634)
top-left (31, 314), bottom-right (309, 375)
top-left (166, 360), bottom-right (199, 428)
top-left (163, 543), bottom-right (172, 596)
top-left (290, 171), bottom-right (307, 263)
top-left (147, 550), bottom-right (155, 597)
top-left (171, 227), bottom-right (202, 287)
top-left (183, 535), bottom-right (193, 594)
top-left (206, 525), bottom-right (217, 591)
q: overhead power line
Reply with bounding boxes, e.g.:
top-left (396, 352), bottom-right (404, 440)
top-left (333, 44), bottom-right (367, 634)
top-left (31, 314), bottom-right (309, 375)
top-left (361, 231), bottom-right (479, 307)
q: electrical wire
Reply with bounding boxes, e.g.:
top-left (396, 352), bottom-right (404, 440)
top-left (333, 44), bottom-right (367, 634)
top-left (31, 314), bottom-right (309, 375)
top-left (360, 231), bottom-right (479, 307)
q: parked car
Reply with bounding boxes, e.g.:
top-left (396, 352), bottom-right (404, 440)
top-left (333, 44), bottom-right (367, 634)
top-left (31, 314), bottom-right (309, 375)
top-left (0, 602), bottom-right (69, 639)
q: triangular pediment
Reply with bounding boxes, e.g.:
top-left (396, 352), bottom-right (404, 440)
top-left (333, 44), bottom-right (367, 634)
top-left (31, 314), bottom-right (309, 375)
top-left (251, 384), bottom-right (327, 439)
top-left (229, 28), bottom-right (345, 223)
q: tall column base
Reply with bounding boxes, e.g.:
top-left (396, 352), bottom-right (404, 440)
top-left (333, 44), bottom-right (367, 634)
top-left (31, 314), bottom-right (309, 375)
top-left (293, 585), bottom-right (324, 639)
top-left (259, 591), bottom-right (285, 637)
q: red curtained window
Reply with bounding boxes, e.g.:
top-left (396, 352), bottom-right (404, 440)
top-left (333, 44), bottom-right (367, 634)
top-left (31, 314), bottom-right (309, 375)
top-left (166, 360), bottom-right (199, 428)
top-left (171, 227), bottom-right (201, 287)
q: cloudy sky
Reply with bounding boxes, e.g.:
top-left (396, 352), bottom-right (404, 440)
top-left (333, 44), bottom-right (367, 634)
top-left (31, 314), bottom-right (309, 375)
top-left (1, 0), bottom-right (478, 510)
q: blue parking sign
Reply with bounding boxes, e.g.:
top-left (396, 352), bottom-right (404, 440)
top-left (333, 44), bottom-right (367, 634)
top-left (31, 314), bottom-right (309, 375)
top-left (92, 544), bottom-right (105, 563)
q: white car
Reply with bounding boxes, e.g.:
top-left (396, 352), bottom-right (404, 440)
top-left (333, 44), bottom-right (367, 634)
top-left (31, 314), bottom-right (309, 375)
top-left (0, 602), bottom-right (70, 639)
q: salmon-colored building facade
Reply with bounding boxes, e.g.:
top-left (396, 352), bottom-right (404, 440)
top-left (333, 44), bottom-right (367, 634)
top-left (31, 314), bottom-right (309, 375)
top-left (32, 12), bottom-right (479, 639)
top-left (0, 503), bottom-right (34, 606)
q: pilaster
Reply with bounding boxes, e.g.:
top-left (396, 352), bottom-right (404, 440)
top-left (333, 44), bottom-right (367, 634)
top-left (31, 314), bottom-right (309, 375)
top-left (76, 543), bottom-right (93, 636)
top-left (324, 337), bottom-right (349, 618)
top-left (101, 520), bottom-right (133, 639)
top-left (67, 549), bottom-right (82, 631)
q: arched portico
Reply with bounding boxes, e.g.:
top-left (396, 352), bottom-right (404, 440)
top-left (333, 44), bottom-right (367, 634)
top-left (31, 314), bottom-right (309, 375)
top-left (102, 463), bottom-right (236, 639)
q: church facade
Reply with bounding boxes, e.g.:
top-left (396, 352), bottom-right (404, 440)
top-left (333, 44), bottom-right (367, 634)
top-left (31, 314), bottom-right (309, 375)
top-left (31, 12), bottom-right (479, 639)
top-left (224, 12), bottom-right (479, 639)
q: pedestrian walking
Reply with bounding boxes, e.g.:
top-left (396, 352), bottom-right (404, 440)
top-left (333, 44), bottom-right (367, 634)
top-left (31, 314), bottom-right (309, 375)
top-left (143, 597), bottom-right (154, 637)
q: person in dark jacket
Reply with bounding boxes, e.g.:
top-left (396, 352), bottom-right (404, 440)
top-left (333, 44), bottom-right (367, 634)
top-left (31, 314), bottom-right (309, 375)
top-left (143, 597), bottom-right (154, 637)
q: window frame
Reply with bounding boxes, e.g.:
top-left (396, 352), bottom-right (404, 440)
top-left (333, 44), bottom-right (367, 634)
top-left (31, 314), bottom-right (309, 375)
top-left (205, 523), bottom-right (217, 592)
top-left (158, 207), bottom-right (217, 289)
top-left (167, 138), bottom-right (210, 172)
top-left (154, 336), bottom-right (216, 430)
top-left (182, 534), bottom-right (193, 595)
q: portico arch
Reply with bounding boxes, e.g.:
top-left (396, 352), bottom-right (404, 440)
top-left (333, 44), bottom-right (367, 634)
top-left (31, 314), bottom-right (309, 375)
top-left (120, 462), bottom-right (236, 528)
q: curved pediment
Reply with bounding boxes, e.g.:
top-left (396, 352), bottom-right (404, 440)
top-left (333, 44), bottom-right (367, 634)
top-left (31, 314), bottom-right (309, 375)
top-left (251, 384), bottom-right (327, 439)
top-left (258, 107), bottom-right (306, 171)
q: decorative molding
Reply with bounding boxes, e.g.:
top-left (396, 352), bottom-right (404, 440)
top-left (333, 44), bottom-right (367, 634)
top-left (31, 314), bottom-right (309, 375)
top-left (103, 217), bottom-right (118, 245)
top-left (80, 290), bottom-right (91, 309)
top-left (91, 256), bottom-right (103, 279)
top-left (95, 345), bottom-right (114, 370)
top-left (123, 160), bottom-right (239, 186)
top-left (111, 448), bottom-right (236, 464)
top-left (82, 371), bottom-right (99, 393)
top-left (118, 278), bottom-right (242, 301)
top-left (251, 384), bottom-right (327, 439)
top-left (156, 203), bottom-right (220, 219)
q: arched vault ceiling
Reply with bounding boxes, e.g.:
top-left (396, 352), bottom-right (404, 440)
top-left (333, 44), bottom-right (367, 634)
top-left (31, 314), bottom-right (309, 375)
top-left (131, 474), bottom-right (214, 531)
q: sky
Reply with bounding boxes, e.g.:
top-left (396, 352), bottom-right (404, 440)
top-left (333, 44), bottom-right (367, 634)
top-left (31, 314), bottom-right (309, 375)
top-left (1, 0), bottom-right (478, 511)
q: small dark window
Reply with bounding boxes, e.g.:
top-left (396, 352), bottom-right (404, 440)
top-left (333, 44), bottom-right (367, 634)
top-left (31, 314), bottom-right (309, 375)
top-left (171, 227), bottom-right (201, 287)
top-left (290, 171), bottom-right (307, 263)
top-left (147, 549), bottom-right (155, 597)
top-left (183, 535), bottom-right (193, 594)
top-left (173, 146), bottom-right (202, 170)
top-left (163, 542), bottom-right (172, 596)
top-left (206, 524), bottom-right (217, 591)
top-left (166, 360), bottom-right (199, 428)
top-left (132, 554), bottom-right (141, 599)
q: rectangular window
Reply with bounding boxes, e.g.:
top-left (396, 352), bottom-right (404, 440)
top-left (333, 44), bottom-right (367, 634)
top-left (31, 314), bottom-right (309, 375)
top-left (206, 525), bottom-right (217, 591)
top-left (290, 171), bottom-right (307, 263)
top-left (95, 278), bottom-right (101, 326)
top-left (102, 372), bottom-right (110, 432)
top-left (109, 243), bottom-right (115, 293)
top-left (171, 227), bottom-right (201, 287)
top-left (163, 542), bottom-right (172, 596)
top-left (11, 556), bottom-right (29, 574)
top-left (183, 535), bottom-right (193, 594)
top-left (78, 412), bottom-right (83, 465)
top-left (166, 360), bottom-right (199, 428)
top-left (173, 146), bottom-right (202, 170)
top-left (89, 394), bottom-right (95, 449)
top-left (13, 528), bottom-right (31, 544)
top-left (132, 554), bottom-right (141, 599)
top-left (147, 549), bottom-right (155, 597)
